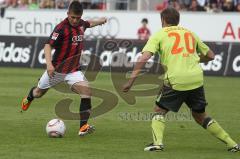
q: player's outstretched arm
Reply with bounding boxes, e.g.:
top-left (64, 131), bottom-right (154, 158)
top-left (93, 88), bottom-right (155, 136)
top-left (44, 44), bottom-right (55, 78)
top-left (88, 17), bottom-right (107, 28)
top-left (199, 49), bottom-right (215, 63)
top-left (122, 51), bottom-right (153, 92)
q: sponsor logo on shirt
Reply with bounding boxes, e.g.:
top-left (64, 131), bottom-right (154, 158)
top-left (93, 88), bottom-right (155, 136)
top-left (72, 35), bottom-right (83, 45)
top-left (51, 32), bottom-right (59, 40)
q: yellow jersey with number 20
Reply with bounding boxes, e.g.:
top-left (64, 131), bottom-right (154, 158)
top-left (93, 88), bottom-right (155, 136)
top-left (142, 26), bottom-right (210, 91)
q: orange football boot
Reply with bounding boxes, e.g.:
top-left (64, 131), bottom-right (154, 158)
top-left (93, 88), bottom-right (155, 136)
top-left (78, 124), bottom-right (95, 136)
top-left (21, 97), bottom-right (32, 111)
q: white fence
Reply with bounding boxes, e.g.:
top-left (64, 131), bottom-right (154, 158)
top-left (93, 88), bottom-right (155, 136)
top-left (0, 9), bottom-right (240, 42)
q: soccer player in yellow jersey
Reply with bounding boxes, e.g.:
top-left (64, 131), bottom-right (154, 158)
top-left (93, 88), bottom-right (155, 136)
top-left (123, 7), bottom-right (239, 152)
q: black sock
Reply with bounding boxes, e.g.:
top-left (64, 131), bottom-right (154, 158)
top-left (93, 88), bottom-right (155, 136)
top-left (80, 98), bottom-right (91, 128)
top-left (27, 87), bottom-right (36, 102)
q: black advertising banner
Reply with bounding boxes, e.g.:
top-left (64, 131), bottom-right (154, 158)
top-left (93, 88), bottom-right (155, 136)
top-left (226, 43), bottom-right (240, 76)
top-left (96, 39), bottom-right (146, 72)
top-left (0, 35), bottom-right (239, 77)
top-left (81, 39), bottom-right (98, 70)
top-left (0, 36), bottom-right (36, 67)
top-left (32, 37), bottom-right (48, 69)
top-left (201, 42), bottom-right (229, 76)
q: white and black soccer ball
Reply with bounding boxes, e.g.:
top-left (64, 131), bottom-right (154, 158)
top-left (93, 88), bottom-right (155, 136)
top-left (46, 119), bottom-right (66, 138)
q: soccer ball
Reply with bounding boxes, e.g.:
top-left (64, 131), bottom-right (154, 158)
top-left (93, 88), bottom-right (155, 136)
top-left (46, 119), bottom-right (66, 138)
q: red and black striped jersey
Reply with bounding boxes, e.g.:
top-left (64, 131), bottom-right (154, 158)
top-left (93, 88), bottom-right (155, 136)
top-left (46, 18), bottom-right (90, 74)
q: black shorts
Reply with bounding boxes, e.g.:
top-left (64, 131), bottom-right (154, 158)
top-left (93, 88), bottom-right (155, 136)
top-left (155, 85), bottom-right (207, 113)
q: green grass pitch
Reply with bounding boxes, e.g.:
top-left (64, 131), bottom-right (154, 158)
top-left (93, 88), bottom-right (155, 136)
top-left (0, 67), bottom-right (239, 159)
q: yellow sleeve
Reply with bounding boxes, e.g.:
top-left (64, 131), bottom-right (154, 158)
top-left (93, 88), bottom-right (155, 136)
top-left (142, 32), bottom-right (161, 54)
top-left (192, 32), bottom-right (209, 56)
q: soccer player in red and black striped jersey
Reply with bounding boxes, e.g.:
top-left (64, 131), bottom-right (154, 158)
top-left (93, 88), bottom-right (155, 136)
top-left (21, 1), bottom-right (107, 136)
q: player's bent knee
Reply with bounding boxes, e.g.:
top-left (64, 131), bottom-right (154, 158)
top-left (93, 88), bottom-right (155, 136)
top-left (72, 81), bottom-right (89, 88)
top-left (71, 82), bottom-right (91, 97)
top-left (192, 111), bottom-right (207, 125)
top-left (154, 105), bottom-right (168, 115)
top-left (76, 87), bottom-right (91, 98)
top-left (81, 88), bottom-right (92, 98)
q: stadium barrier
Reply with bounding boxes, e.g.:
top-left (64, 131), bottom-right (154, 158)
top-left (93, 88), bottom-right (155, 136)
top-left (0, 10), bottom-right (240, 42)
top-left (0, 36), bottom-right (239, 76)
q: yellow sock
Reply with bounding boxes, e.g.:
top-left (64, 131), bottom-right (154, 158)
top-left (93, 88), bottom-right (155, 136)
top-left (206, 119), bottom-right (237, 148)
top-left (151, 114), bottom-right (165, 145)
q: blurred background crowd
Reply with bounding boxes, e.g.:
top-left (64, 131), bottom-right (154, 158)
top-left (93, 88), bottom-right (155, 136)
top-left (0, 0), bottom-right (239, 12)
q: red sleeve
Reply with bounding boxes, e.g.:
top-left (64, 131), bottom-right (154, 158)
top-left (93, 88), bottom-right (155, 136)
top-left (84, 20), bottom-right (90, 29)
top-left (80, 19), bottom-right (90, 31)
top-left (46, 27), bottom-right (63, 47)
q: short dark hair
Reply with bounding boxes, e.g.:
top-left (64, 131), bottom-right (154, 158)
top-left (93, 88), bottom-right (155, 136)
top-left (161, 7), bottom-right (180, 26)
top-left (142, 18), bottom-right (148, 23)
top-left (68, 1), bottom-right (83, 15)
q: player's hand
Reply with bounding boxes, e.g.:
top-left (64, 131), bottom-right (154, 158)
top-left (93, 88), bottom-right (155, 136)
top-left (122, 80), bottom-right (134, 92)
top-left (47, 64), bottom-right (55, 78)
